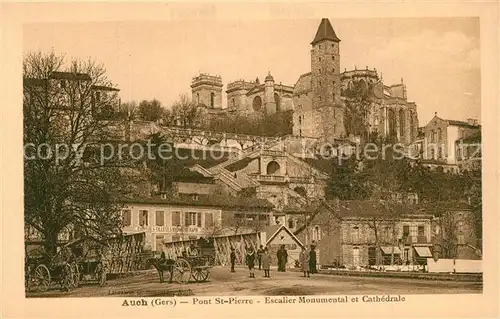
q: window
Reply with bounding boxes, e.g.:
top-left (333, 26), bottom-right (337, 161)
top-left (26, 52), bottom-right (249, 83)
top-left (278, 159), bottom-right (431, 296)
top-left (332, 55), bottom-right (335, 60)
top-left (458, 221), bottom-right (464, 232)
top-left (457, 235), bottom-right (465, 245)
top-left (332, 68), bottom-right (335, 73)
top-left (403, 225), bottom-right (410, 238)
top-left (319, 57), bottom-right (322, 62)
top-left (318, 96), bottom-right (322, 101)
top-left (319, 44), bottom-right (322, 49)
top-left (298, 116), bottom-right (302, 125)
top-left (172, 235), bottom-right (181, 242)
top-left (351, 226), bottom-right (360, 243)
top-left (95, 91), bottom-right (101, 103)
top-left (155, 211), bottom-right (164, 226)
top-left (185, 212), bottom-right (201, 227)
top-left (418, 225), bottom-right (425, 237)
top-left (430, 148), bottom-right (435, 159)
top-left (60, 80), bottom-right (66, 89)
top-left (122, 210), bottom-right (131, 227)
top-left (139, 210), bottom-right (148, 226)
top-left (319, 81), bottom-right (322, 87)
top-left (172, 211), bottom-right (181, 227)
top-left (288, 219), bottom-right (294, 229)
top-left (318, 69), bottom-right (321, 74)
top-left (196, 92), bottom-right (200, 104)
top-left (313, 226), bottom-right (321, 241)
top-left (431, 130), bottom-right (435, 143)
top-left (210, 92), bottom-right (215, 107)
top-left (437, 128), bottom-right (442, 142)
top-left (438, 147), bottom-right (443, 159)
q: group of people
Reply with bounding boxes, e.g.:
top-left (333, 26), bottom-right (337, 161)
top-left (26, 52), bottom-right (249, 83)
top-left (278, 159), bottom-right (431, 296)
top-left (229, 244), bottom-right (317, 278)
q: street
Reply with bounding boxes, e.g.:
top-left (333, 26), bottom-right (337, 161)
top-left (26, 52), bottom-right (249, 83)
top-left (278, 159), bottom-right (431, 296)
top-left (26, 266), bottom-right (482, 298)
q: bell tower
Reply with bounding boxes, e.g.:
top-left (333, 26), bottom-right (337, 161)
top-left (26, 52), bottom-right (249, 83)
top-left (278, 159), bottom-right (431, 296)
top-left (310, 18), bottom-right (345, 140)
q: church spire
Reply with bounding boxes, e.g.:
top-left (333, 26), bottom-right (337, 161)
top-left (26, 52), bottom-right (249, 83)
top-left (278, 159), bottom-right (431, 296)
top-left (311, 18), bottom-right (341, 45)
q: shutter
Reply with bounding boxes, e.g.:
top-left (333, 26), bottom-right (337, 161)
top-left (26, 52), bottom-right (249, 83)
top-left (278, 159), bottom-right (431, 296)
top-left (205, 213), bottom-right (213, 228)
top-left (123, 210), bottom-right (131, 227)
top-left (197, 212), bottom-right (202, 227)
top-left (156, 211), bottom-right (164, 226)
top-left (185, 212), bottom-right (189, 227)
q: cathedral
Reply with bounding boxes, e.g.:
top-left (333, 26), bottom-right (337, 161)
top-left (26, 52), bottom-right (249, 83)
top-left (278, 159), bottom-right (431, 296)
top-left (191, 18), bottom-right (419, 145)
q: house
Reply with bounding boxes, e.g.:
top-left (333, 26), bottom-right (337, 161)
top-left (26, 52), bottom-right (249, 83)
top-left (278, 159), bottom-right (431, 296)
top-left (120, 193), bottom-right (274, 251)
top-left (299, 200), bottom-right (434, 268)
top-left (259, 224), bottom-right (304, 268)
top-left (422, 114), bottom-right (480, 171)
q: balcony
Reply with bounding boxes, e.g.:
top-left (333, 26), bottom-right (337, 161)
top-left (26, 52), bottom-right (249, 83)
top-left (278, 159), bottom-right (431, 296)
top-left (401, 236), bottom-right (430, 245)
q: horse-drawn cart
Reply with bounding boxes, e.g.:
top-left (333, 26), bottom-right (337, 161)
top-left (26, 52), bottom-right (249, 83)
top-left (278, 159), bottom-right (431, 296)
top-left (65, 236), bottom-right (108, 286)
top-left (152, 237), bottom-right (216, 284)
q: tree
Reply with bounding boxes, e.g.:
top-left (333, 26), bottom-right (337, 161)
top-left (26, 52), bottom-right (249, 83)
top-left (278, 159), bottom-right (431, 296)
top-left (138, 99), bottom-right (165, 122)
top-left (342, 79), bottom-right (375, 141)
top-left (164, 93), bottom-right (204, 128)
top-left (23, 51), bottom-right (141, 255)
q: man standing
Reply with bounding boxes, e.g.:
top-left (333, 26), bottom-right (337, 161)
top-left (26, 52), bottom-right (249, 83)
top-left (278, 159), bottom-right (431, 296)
top-left (246, 246), bottom-right (256, 278)
top-left (257, 245), bottom-right (264, 270)
top-left (230, 247), bottom-right (236, 273)
top-left (309, 245), bottom-right (317, 275)
top-left (277, 245), bottom-right (288, 272)
top-left (299, 246), bottom-right (310, 277)
top-left (262, 248), bottom-right (271, 278)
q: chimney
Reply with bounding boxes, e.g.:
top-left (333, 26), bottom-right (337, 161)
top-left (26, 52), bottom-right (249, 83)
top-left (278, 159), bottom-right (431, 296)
top-left (467, 118), bottom-right (475, 125)
top-left (474, 119), bottom-right (479, 126)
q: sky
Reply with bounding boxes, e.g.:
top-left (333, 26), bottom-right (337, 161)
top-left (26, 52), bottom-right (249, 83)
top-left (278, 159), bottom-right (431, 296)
top-left (23, 17), bottom-right (480, 126)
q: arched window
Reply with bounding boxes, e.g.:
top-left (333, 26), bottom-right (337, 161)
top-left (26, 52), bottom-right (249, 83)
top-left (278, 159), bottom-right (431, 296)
top-left (196, 92), bottom-right (200, 104)
top-left (266, 161), bottom-right (280, 175)
top-left (388, 109), bottom-right (396, 139)
top-left (430, 148), bottom-right (435, 159)
top-left (399, 109), bottom-right (405, 139)
top-left (231, 98), bottom-right (235, 107)
top-left (274, 93), bottom-right (281, 112)
top-left (210, 92), bottom-right (215, 108)
top-left (252, 96), bottom-right (262, 111)
top-left (409, 112), bottom-right (414, 140)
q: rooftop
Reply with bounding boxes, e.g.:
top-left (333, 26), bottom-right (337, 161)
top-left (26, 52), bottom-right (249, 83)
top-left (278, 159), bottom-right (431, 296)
top-left (311, 18), bottom-right (341, 45)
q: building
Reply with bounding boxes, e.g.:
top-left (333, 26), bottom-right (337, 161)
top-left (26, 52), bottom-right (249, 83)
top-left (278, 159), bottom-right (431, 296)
top-left (260, 224), bottom-right (305, 268)
top-left (299, 200), bottom-right (434, 268)
top-left (120, 194), bottom-right (274, 251)
top-left (455, 131), bottom-right (481, 172)
top-left (427, 202), bottom-right (481, 260)
top-left (292, 18), bottom-right (419, 144)
top-left (421, 114), bottom-right (481, 172)
top-left (226, 73), bottom-right (294, 115)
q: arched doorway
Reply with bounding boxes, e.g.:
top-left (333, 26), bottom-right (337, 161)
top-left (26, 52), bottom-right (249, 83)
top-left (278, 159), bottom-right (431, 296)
top-left (274, 93), bottom-right (281, 112)
top-left (252, 96), bottom-right (262, 111)
top-left (266, 161), bottom-right (280, 175)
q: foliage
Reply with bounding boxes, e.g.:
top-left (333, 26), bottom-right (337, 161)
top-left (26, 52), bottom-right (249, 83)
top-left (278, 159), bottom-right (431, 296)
top-left (23, 51), bottom-right (142, 255)
top-left (164, 93), bottom-right (204, 128)
top-left (342, 79), bottom-right (376, 141)
top-left (138, 99), bottom-right (165, 122)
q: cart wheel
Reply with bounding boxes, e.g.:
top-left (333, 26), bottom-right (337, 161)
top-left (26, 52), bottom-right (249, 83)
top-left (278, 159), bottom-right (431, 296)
top-left (34, 264), bottom-right (51, 292)
top-left (192, 268), bottom-right (209, 282)
top-left (70, 262), bottom-right (80, 288)
top-left (61, 263), bottom-right (73, 291)
top-left (172, 259), bottom-right (191, 284)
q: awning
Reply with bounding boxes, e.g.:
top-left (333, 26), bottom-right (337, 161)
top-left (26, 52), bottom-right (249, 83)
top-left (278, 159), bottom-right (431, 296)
top-left (380, 246), bottom-right (402, 254)
top-left (414, 246), bottom-right (433, 258)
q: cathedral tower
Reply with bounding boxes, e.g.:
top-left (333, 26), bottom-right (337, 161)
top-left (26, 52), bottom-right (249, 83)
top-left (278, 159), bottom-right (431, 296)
top-left (310, 18), bottom-right (345, 140)
top-left (191, 73), bottom-right (223, 109)
top-left (264, 71), bottom-right (276, 114)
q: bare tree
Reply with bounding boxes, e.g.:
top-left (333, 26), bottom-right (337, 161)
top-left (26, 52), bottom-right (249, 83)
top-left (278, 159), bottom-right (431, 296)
top-left (23, 51), bottom-right (142, 255)
top-left (164, 93), bottom-right (204, 128)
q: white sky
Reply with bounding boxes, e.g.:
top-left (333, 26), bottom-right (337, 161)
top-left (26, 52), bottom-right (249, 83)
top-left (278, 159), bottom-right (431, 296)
top-left (24, 17), bottom-right (480, 126)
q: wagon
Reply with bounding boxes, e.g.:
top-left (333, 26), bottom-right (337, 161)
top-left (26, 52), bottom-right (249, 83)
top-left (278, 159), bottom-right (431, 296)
top-left (26, 245), bottom-right (78, 292)
top-left (154, 237), bottom-right (216, 284)
top-left (65, 236), bottom-right (108, 287)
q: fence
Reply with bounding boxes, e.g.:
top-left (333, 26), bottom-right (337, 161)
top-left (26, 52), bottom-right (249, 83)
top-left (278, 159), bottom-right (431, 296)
top-left (427, 258), bottom-right (482, 273)
top-left (104, 232), bottom-right (153, 274)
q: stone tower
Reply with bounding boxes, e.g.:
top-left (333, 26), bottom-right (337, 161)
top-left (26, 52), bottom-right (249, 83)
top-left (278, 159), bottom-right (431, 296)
top-left (310, 18), bottom-right (345, 140)
top-left (191, 73), bottom-right (223, 108)
top-left (264, 71), bottom-right (276, 114)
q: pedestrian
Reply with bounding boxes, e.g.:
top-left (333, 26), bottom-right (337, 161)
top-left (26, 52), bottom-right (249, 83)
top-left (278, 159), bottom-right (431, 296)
top-left (230, 247), bottom-right (236, 273)
top-left (299, 246), bottom-right (310, 277)
top-left (309, 245), bottom-right (317, 275)
top-left (246, 246), bottom-right (256, 278)
top-left (262, 248), bottom-right (271, 278)
top-left (257, 245), bottom-right (264, 270)
top-left (277, 245), bottom-right (288, 272)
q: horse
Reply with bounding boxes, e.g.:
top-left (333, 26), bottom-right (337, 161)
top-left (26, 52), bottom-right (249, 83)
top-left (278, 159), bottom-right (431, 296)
top-left (146, 257), bottom-right (176, 283)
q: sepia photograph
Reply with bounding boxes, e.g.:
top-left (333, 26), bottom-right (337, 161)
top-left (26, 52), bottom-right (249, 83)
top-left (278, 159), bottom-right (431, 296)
top-left (1, 1), bottom-right (498, 318)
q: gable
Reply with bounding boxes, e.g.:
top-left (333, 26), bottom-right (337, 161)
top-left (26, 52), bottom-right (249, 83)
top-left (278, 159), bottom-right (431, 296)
top-left (266, 225), bottom-right (304, 248)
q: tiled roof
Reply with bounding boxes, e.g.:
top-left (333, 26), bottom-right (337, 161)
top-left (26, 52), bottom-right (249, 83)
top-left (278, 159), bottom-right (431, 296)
top-left (49, 71), bottom-right (91, 81)
top-left (311, 18), bottom-right (341, 45)
top-left (446, 119), bottom-right (480, 128)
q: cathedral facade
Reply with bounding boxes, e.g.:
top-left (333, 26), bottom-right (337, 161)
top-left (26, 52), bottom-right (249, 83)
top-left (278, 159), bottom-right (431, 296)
top-left (292, 18), bottom-right (419, 145)
top-left (191, 18), bottom-right (419, 145)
